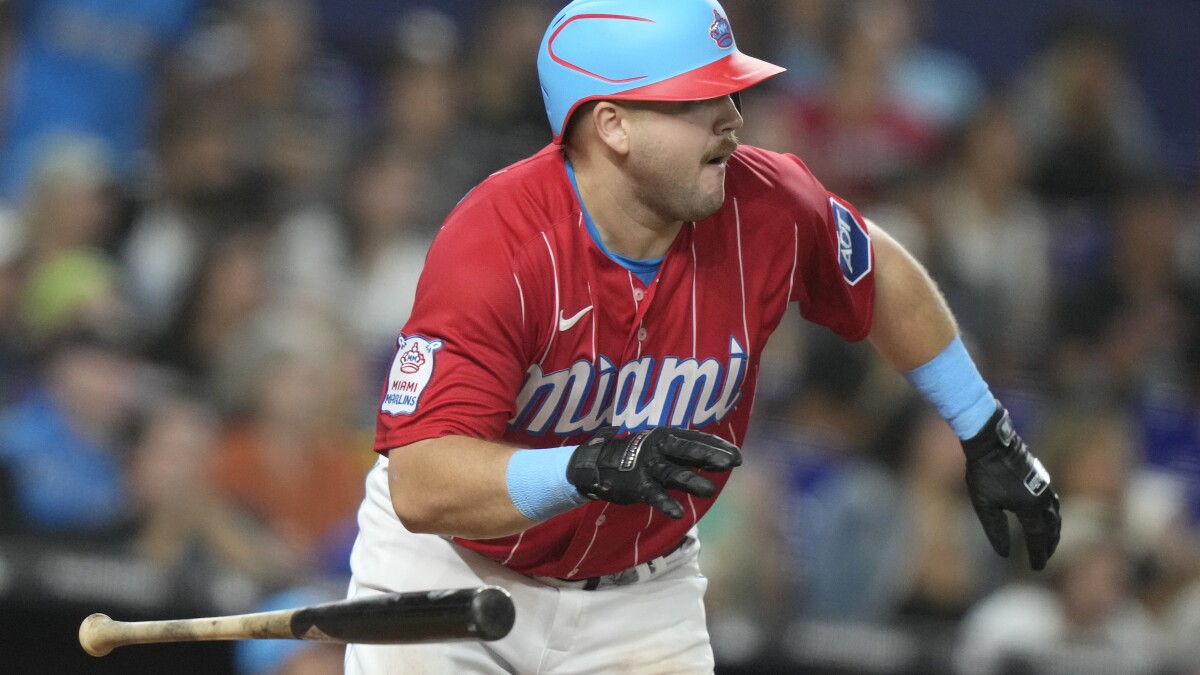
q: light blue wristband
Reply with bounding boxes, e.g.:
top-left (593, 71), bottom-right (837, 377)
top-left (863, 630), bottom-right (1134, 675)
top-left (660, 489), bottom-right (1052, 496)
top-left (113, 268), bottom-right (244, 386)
top-left (902, 335), bottom-right (997, 439)
top-left (506, 446), bottom-right (589, 521)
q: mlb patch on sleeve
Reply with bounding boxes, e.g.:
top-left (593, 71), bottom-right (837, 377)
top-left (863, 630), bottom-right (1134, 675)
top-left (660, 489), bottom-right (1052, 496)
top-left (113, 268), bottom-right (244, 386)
top-left (830, 197), bottom-right (871, 285)
top-left (381, 334), bottom-right (444, 415)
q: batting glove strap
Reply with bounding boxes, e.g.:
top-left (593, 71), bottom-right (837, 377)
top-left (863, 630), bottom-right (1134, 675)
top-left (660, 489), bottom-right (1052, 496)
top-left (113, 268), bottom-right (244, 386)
top-left (961, 404), bottom-right (1062, 570)
top-left (566, 427), bottom-right (742, 520)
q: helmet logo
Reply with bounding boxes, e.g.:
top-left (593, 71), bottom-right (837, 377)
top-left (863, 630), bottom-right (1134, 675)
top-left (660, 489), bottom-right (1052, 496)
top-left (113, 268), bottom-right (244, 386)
top-left (709, 9), bottom-right (733, 49)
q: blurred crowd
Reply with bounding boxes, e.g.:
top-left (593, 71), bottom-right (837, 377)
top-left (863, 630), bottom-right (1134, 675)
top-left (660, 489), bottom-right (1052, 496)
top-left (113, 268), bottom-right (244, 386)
top-left (0, 0), bottom-right (1197, 673)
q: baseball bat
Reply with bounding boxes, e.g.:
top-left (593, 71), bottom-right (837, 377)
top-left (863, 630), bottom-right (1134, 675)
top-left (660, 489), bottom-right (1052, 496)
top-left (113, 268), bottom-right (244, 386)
top-left (79, 585), bottom-right (515, 657)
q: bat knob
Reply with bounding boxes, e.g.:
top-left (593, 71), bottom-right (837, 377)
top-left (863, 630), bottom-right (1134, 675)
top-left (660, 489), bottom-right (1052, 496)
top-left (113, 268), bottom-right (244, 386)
top-left (471, 587), bottom-right (516, 641)
top-left (79, 613), bottom-right (116, 657)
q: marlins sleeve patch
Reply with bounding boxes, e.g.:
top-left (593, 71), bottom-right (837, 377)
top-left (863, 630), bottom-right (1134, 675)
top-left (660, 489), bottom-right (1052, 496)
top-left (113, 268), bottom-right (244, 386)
top-left (381, 334), bottom-right (444, 415)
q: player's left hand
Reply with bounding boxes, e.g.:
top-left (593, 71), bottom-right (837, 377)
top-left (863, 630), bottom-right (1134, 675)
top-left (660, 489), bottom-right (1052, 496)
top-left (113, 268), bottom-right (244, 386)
top-left (961, 404), bottom-right (1062, 570)
top-left (567, 427), bottom-right (742, 519)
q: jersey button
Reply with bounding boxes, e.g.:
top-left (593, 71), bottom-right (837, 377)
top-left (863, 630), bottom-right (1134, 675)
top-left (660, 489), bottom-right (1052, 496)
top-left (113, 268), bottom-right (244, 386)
top-left (633, 288), bottom-right (645, 302)
top-left (595, 514), bottom-right (606, 525)
top-left (567, 568), bottom-right (579, 578)
top-left (637, 327), bottom-right (647, 341)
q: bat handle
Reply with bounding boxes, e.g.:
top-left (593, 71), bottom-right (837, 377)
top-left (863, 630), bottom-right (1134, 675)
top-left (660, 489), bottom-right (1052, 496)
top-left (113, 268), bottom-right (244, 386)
top-left (79, 613), bottom-right (119, 657)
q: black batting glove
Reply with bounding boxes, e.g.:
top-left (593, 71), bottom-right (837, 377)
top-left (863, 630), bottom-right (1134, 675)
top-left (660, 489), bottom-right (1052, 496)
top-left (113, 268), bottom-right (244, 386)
top-left (567, 427), bottom-right (742, 519)
top-left (962, 403), bottom-right (1062, 570)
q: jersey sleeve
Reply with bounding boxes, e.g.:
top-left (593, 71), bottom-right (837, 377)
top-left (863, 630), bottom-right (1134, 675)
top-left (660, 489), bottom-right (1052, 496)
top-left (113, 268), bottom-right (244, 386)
top-left (373, 216), bottom-right (532, 453)
top-left (780, 155), bottom-right (876, 341)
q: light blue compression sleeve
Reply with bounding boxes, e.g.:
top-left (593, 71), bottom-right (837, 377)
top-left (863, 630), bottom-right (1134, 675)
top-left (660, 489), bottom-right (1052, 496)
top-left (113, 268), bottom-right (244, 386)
top-left (506, 446), bottom-right (590, 521)
top-left (902, 335), bottom-right (997, 439)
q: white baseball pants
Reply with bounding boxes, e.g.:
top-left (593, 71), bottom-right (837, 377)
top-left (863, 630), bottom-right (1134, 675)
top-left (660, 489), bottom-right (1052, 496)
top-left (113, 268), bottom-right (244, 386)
top-left (345, 457), bottom-right (715, 674)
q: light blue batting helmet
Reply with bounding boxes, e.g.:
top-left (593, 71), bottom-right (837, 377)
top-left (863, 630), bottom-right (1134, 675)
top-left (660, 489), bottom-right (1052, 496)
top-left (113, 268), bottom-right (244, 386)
top-left (537, 0), bottom-right (786, 143)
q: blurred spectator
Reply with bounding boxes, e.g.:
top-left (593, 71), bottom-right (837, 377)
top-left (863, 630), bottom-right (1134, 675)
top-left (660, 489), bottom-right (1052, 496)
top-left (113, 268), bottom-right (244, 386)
top-left (929, 99), bottom-right (1052, 378)
top-left (860, 166), bottom-right (943, 267)
top-left (873, 0), bottom-right (983, 134)
top-left (0, 330), bottom-right (138, 535)
top-left (374, 55), bottom-right (479, 225)
top-left (455, 2), bottom-right (554, 163)
top-left (1036, 402), bottom-right (1200, 647)
top-left (220, 0), bottom-right (356, 207)
top-left (126, 386), bottom-right (304, 587)
top-left (733, 83), bottom-right (799, 156)
top-left (19, 249), bottom-right (124, 348)
top-left (1052, 184), bottom-right (1200, 403)
top-left (148, 229), bottom-right (270, 381)
top-left (267, 137), bottom-right (434, 366)
top-left (755, 335), bottom-right (909, 623)
top-left (460, 1), bottom-right (546, 132)
top-left (0, 0), bottom-right (200, 207)
top-left (0, 138), bottom-right (136, 529)
top-left (699, 448), bottom-right (789, 663)
top-left (1038, 405), bottom-right (1138, 517)
top-left (1011, 17), bottom-right (1166, 204)
top-left (1135, 395), bottom-right (1200, 608)
top-left (122, 96), bottom-right (268, 337)
top-left (892, 406), bottom-right (1004, 623)
top-left (782, 2), bottom-right (943, 204)
top-left (364, 3), bottom-right (551, 223)
top-left (772, 0), bottom-right (835, 96)
top-left (210, 308), bottom-right (371, 571)
top-left (16, 135), bottom-right (117, 259)
top-left (377, 55), bottom-right (462, 162)
top-left (13, 135), bottom-right (133, 348)
top-left (774, 0), bottom-right (983, 131)
top-left (955, 508), bottom-right (1162, 675)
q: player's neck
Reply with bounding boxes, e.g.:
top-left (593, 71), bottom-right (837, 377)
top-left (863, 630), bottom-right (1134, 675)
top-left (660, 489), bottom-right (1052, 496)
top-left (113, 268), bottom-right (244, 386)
top-left (571, 159), bottom-right (681, 260)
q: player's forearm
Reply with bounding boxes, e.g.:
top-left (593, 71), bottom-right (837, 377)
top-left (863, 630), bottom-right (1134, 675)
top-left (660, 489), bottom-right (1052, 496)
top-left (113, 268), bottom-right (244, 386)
top-left (866, 224), bottom-right (958, 370)
top-left (387, 436), bottom-right (539, 539)
top-left (867, 223), bottom-right (997, 440)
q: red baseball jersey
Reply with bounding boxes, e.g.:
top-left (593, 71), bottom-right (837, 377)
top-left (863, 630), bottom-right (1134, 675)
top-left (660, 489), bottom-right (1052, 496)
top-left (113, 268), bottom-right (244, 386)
top-left (375, 143), bottom-right (875, 579)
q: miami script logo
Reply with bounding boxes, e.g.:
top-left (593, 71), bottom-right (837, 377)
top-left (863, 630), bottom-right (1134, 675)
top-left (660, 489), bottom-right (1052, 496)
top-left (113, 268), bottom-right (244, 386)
top-left (510, 337), bottom-right (748, 435)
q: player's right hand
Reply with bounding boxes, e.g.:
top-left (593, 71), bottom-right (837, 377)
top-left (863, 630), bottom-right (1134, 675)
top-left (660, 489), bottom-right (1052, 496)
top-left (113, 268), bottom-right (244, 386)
top-left (566, 427), bottom-right (742, 519)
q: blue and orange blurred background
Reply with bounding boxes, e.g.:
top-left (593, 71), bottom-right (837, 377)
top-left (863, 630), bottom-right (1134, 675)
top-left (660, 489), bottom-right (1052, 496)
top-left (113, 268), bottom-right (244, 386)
top-left (0, 1), bottom-right (1197, 673)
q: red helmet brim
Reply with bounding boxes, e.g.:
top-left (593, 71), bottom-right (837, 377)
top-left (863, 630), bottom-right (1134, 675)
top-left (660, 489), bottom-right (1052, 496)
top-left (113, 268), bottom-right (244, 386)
top-left (554, 52), bottom-right (785, 143)
top-left (615, 51), bottom-right (785, 100)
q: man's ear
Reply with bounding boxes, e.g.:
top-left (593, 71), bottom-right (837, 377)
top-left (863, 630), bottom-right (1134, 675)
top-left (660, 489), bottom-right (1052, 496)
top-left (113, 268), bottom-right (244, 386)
top-left (592, 101), bottom-right (631, 156)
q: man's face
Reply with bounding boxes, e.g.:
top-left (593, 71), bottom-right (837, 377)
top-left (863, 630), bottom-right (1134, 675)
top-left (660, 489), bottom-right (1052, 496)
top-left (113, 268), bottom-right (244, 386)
top-left (621, 96), bottom-right (743, 223)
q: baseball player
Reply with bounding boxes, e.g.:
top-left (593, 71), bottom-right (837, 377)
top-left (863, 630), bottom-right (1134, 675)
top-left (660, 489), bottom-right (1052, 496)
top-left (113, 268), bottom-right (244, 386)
top-left (346, 1), bottom-right (1062, 673)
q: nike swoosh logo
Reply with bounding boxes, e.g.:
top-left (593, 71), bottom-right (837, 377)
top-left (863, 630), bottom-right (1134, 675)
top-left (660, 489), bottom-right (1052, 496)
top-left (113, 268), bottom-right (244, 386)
top-left (558, 305), bottom-right (593, 332)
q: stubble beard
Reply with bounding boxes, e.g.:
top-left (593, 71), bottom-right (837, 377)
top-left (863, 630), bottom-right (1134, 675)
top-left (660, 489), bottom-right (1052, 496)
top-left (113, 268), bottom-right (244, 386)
top-left (629, 153), bottom-right (727, 225)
